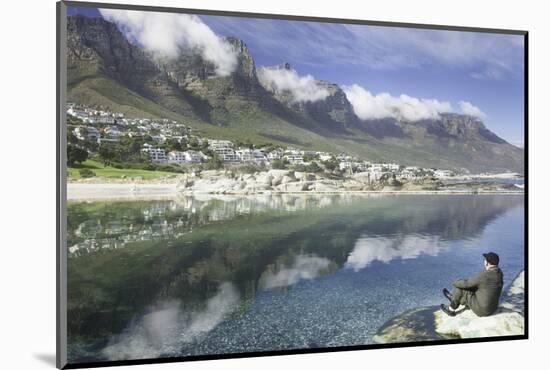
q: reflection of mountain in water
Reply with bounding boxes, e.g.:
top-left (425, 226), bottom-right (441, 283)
top-left (67, 195), bottom-right (523, 362)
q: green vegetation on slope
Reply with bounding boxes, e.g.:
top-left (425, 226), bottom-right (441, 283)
top-left (68, 159), bottom-right (177, 179)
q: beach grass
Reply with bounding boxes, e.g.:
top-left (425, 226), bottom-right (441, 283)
top-left (68, 159), bottom-right (177, 179)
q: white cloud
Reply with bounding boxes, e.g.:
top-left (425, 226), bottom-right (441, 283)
top-left (99, 9), bottom-right (238, 76)
top-left (257, 66), bottom-right (330, 103)
top-left (343, 84), bottom-right (453, 121)
top-left (459, 100), bottom-right (487, 119)
top-left (260, 255), bottom-right (331, 289)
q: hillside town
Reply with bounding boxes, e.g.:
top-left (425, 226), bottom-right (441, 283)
top-left (67, 103), bottom-right (461, 183)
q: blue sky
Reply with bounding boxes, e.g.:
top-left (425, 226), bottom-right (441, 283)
top-left (68, 6), bottom-right (525, 146)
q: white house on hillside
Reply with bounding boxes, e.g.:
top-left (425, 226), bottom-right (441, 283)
top-left (209, 140), bottom-right (239, 162)
top-left (434, 169), bottom-right (454, 178)
top-left (236, 148), bottom-right (267, 163)
top-left (74, 126), bottom-right (100, 141)
top-left (142, 145), bottom-right (167, 164)
top-left (167, 151), bottom-right (186, 164)
top-left (184, 150), bottom-right (204, 163)
top-left (267, 148), bottom-right (284, 160)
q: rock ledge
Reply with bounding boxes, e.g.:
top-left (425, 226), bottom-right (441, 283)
top-left (373, 271), bottom-right (525, 344)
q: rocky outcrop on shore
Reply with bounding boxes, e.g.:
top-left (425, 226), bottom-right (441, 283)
top-left (373, 271), bottom-right (525, 344)
top-left (434, 271), bottom-right (524, 339)
top-left (176, 169), bottom-right (439, 194)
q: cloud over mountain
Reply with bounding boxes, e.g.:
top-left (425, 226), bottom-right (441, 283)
top-left (257, 66), bottom-right (330, 103)
top-left (459, 101), bottom-right (487, 119)
top-left (343, 84), bottom-right (454, 121)
top-left (99, 9), bottom-right (238, 76)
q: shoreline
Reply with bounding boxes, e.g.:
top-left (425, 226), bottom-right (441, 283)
top-left (67, 182), bottom-right (524, 201)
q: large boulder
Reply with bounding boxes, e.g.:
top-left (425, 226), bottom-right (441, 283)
top-left (281, 175), bottom-right (296, 184)
top-left (352, 171), bottom-right (372, 184)
top-left (267, 170), bottom-right (290, 187)
top-left (258, 173), bottom-right (274, 186)
top-left (342, 179), bottom-right (364, 190)
top-left (275, 182), bottom-right (308, 192)
top-left (311, 180), bottom-right (342, 192)
top-left (294, 171), bottom-right (316, 181)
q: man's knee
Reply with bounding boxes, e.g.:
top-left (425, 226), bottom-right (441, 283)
top-left (450, 287), bottom-right (465, 309)
top-left (452, 287), bottom-right (465, 298)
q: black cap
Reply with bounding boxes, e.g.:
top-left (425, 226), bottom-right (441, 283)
top-left (483, 252), bottom-right (500, 265)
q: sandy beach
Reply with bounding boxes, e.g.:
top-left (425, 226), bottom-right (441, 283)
top-left (67, 183), bottom-right (179, 201)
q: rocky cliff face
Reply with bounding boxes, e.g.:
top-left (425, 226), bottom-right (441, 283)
top-left (258, 63), bottom-right (359, 132)
top-left (360, 113), bottom-right (524, 173)
top-left (158, 35), bottom-right (296, 126)
top-left (66, 15), bottom-right (524, 173)
top-left (67, 15), bottom-right (201, 118)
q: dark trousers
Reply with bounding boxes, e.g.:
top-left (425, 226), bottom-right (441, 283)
top-left (450, 287), bottom-right (473, 310)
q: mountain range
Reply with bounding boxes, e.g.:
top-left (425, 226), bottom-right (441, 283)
top-left (66, 15), bottom-right (524, 173)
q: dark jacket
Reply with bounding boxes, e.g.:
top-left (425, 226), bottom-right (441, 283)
top-left (453, 266), bottom-right (504, 317)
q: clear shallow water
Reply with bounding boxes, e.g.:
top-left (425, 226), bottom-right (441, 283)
top-left (67, 194), bottom-right (524, 363)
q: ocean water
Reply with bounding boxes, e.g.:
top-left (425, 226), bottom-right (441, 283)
top-left (66, 194), bottom-right (525, 363)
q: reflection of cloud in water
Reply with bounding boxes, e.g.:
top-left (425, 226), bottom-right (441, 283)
top-left (345, 234), bottom-right (444, 271)
top-left (260, 255), bottom-right (331, 289)
top-left (102, 282), bottom-right (239, 361)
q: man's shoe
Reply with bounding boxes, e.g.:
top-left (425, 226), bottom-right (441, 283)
top-left (440, 304), bottom-right (456, 317)
top-left (443, 288), bottom-right (453, 302)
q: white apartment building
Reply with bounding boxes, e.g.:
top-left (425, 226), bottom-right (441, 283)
top-left (151, 135), bottom-right (166, 144)
top-left (167, 151), bottom-right (187, 164)
top-left (386, 163), bottom-right (400, 171)
top-left (142, 145), bottom-right (167, 164)
top-left (267, 148), bottom-right (284, 160)
top-left (370, 163), bottom-right (386, 171)
top-left (89, 115), bottom-right (115, 125)
top-left (434, 169), bottom-right (454, 178)
top-left (166, 150), bottom-right (204, 164)
top-left (208, 139), bottom-right (234, 150)
top-left (354, 162), bottom-right (369, 172)
top-left (184, 150), bottom-right (204, 163)
top-left (67, 107), bottom-right (89, 120)
top-left (217, 149), bottom-right (240, 162)
top-left (236, 148), bottom-right (267, 163)
top-left (337, 154), bottom-right (352, 162)
top-left (74, 126), bottom-right (100, 141)
top-left (285, 154), bottom-right (304, 165)
top-left (339, 161), bottom-right (353, 170)
top-left (319, 153), bottom-right (333, 161)
top-left (104, 127), bottom-right (123, 138)
top-left (209, 140), bottom-right (239, 162)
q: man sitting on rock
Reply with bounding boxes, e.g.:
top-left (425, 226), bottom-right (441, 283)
top-left (440, 252), bottom-right (504, 317)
